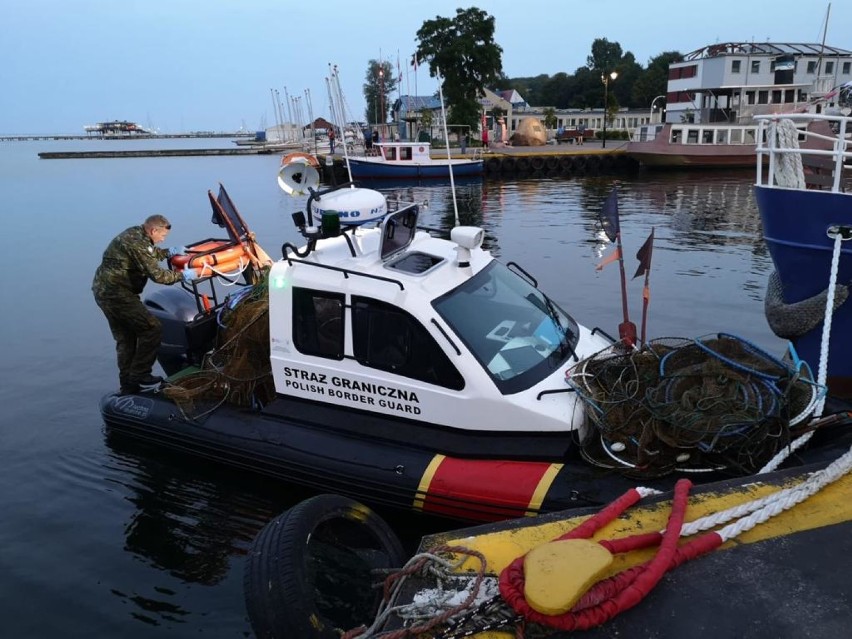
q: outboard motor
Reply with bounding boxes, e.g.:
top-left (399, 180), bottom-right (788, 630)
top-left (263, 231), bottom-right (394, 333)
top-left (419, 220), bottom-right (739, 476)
top-left (144, 287), bottom-right (218, 375)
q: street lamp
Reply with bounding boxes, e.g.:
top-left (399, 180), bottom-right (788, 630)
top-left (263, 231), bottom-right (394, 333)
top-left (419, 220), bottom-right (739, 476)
top-left (650, 95), bottom-right (665, 123)
top-left (601, 70), bottom-right (618, 149)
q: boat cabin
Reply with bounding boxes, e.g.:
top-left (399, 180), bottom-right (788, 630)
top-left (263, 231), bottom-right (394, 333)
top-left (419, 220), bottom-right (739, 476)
top-left (372, 141), bottom-right (433, 163)
top-left (267, 195), bottom-right (612, 434)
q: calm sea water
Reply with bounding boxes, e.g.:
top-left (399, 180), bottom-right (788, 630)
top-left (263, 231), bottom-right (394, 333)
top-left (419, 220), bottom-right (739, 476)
top-left (0, 138), bottom-right (781, 637)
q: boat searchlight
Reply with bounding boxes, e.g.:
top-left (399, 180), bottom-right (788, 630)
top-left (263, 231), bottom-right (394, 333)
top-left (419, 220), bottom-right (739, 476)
top-left (451, 226), bottom-right (484, 267)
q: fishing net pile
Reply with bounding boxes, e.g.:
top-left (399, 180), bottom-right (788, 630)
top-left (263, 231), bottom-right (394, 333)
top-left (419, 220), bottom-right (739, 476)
top-left (164, 276), bottom-right (275, 419)
top-left (566, 333), bottom-right (821, 478)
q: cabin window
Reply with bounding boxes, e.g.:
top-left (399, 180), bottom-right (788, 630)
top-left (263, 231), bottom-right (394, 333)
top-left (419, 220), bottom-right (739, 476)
top-left (384, 147), bottom-right (397, 161)
top-left (399, 146), bottom-right (413, 160)
top-left (807, 61), bottom-right (817, 74)
top-left (716, 130), bottom-right (728, 144)
top-left (730, 129), bottom-right (743, 144)
top-left (701, 130), bottom-right (713, 144)
top-left (433, 261), bottom-right (580, 395)
top-left (758, 90), bottom-right (769, 104)
top-left (751, 61), bottom-right (760, 74)
top-left (351, 297), bottom-right (464, 390)
top-left (686, 130), bottom-right (699, 144)
top-left (744, 129), bottom-right (756, 144)
top-left (746, 91), bottom-right (755, 105)
top-left (825, 61), bottom-right (834, 74)
top-left (731, 60), bottom-right (741, 73)
top-left (771, 90), bottom-right (782, 104)
top-left (292, 288), bottom-right (345, 360)
top-left (671, 129), bottom-right (681, 144)
top-left (843, 62), bottom-right (850, 74)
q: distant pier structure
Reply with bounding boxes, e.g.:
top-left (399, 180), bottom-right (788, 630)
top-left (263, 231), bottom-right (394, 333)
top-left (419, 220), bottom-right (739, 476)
top-left (83, 120), bottom-right (155, 137)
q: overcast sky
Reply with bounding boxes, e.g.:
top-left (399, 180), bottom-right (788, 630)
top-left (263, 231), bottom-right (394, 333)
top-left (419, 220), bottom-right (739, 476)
top-left (2, 0), bottom-right (846, 134)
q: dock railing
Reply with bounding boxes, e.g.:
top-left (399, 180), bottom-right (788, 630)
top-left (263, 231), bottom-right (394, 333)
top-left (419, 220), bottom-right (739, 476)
top-left (755, 113), bottom-right (852, 193)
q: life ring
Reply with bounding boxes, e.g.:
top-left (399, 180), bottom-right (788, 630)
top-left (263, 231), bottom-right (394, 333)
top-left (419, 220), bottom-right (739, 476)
top-left (281, 152), bottom-right (320, 168)
top-left (418, 146), bottom-right (425, 153)
top-left (244, 494), bottom-right (406, 639)
top-left (183, 256), bottom-right (248, 279)
top-left (546, 156), bottom-right (560, 171)
top-left (170, 241), bottom-right (250, 270)
top-left (170, 241), bottom-right (251, 278)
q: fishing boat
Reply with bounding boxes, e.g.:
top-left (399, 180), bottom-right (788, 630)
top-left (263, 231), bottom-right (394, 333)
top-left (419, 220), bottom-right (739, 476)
top-left (346, 140), bottom-right (483, 180)
top-left (756, 107), bottom-right (852, 398)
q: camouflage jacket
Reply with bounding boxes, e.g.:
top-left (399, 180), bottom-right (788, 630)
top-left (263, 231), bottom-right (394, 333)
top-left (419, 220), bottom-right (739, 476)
top-left (92, 225), bottom-right (183, 299)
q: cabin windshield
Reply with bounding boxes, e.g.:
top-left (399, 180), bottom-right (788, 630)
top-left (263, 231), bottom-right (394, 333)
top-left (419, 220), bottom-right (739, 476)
top-left (433, 261), bottom-right (580, 394)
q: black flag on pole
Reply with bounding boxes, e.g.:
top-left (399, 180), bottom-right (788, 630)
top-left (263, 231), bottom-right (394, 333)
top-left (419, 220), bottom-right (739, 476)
top-left (599, 188), bottom-right (620, 242)
top-left (633, 228), bottom-right (655, 279)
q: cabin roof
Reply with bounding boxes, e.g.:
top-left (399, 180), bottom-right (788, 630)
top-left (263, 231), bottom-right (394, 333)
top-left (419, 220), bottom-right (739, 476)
top-left (683, 42), bottom-right (852, 61)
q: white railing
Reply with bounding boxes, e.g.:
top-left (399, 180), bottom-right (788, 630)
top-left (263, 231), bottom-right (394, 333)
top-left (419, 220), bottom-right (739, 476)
top-left (755, 113), bottom-right (852, 193)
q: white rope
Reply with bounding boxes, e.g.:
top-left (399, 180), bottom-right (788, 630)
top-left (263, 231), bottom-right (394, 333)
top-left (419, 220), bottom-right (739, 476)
top-left (813, 230), bottom-right (844, 417)
top-left (772, 119), bottom-right (805, 189)
top-left (668, 443), bottom-right (852, 541)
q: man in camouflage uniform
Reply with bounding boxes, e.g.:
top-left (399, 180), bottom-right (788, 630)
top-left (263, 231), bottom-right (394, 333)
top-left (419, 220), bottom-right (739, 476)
top-left (93, 214), bottom-right (192, 394)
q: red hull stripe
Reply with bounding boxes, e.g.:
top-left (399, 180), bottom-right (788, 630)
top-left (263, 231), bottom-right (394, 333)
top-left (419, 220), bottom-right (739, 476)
top-left (414, 455), bottom-right (563, 522)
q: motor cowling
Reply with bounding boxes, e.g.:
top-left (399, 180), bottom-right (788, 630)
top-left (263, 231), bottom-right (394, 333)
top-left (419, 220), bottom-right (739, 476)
top-left (144, 287), bottom-right (217, 375)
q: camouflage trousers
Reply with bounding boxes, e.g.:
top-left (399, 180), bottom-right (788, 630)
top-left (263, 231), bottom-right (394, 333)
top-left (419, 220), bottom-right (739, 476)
top-left (95, 294), bottom-right (162, 384)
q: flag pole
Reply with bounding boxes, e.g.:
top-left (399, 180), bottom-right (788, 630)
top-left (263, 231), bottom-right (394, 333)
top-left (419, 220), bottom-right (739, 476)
top-left (637, 227), bottom-right (655, 345)
top-left (615, 231), bottom-right (637, 347)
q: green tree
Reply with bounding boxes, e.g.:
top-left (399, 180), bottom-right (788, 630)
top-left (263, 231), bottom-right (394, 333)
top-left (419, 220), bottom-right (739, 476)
top-left (587, 38), bottom-right (623, 75)
top-left (363, 59), bottom-right (397, 125)
top-left (414, 7), bottom-right (503, 132)
top-left (542, 107), bottom-right (557, 130)
top-left (632, 51), bottom-right (682, 110)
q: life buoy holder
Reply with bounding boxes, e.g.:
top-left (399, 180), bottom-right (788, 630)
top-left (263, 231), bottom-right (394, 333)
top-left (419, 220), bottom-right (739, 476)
top-left (281, 152), bottom-right (320, 168)
top-left (418, 146), bottom-right (425, 153)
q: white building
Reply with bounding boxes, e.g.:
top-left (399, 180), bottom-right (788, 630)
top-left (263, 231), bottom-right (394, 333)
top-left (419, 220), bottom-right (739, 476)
top-left (665, 42), bottom-right (852, 124)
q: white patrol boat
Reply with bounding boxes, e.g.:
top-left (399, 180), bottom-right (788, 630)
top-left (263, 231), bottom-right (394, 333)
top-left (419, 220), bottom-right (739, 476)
top-left (99, 167), bottom-right (849, 524)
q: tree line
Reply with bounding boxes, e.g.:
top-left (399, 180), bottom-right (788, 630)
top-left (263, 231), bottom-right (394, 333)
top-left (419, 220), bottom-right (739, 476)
top-left (362, 7), bottom-right (684, 132)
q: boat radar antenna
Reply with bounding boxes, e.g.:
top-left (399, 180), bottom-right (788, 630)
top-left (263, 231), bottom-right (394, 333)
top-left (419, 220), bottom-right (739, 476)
top-left (436, 67), bottom-right (460, 227)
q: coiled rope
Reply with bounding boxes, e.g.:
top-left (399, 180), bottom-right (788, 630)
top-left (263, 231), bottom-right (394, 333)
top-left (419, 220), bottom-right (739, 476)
top-left (772, 118), bottom-right (805, 189)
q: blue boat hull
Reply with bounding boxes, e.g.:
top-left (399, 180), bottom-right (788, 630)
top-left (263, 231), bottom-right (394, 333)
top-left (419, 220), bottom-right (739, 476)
top-left (347, 159), bottom-right (484, 180)
top-left (755, 185), bottom-right (852, 389)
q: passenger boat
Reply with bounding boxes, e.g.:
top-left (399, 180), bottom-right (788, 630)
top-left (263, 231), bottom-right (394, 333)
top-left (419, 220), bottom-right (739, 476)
top-left (627, 41), bottom-right (852, 168)
top-left (98, 153), bottom-right (852, 527)
top-left (346, 140), bottom-right (483, 180)
top-left (756, 109), bottom-right (852, 398)
top-left (627, 122), bottom-right (762, 168)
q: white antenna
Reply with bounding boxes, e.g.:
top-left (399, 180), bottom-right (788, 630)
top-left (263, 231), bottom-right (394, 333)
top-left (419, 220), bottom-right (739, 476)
top-left (436, 67), bottom-right (459, 227)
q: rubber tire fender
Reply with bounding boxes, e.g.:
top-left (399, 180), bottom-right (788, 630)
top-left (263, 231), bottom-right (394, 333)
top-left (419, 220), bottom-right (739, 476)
top-left (244, 494), bottom-right (406, 639)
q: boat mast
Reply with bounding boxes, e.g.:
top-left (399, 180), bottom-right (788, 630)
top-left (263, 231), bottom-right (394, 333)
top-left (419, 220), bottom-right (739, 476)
top-left (436, 67), bottom-right (459, 227)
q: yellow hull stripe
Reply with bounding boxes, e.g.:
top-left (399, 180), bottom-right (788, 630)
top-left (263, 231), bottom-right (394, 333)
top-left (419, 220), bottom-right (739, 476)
top-left (524, 463), bottom-right (563, 516)
top-left (413, 454), bottom-right (445, 511)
